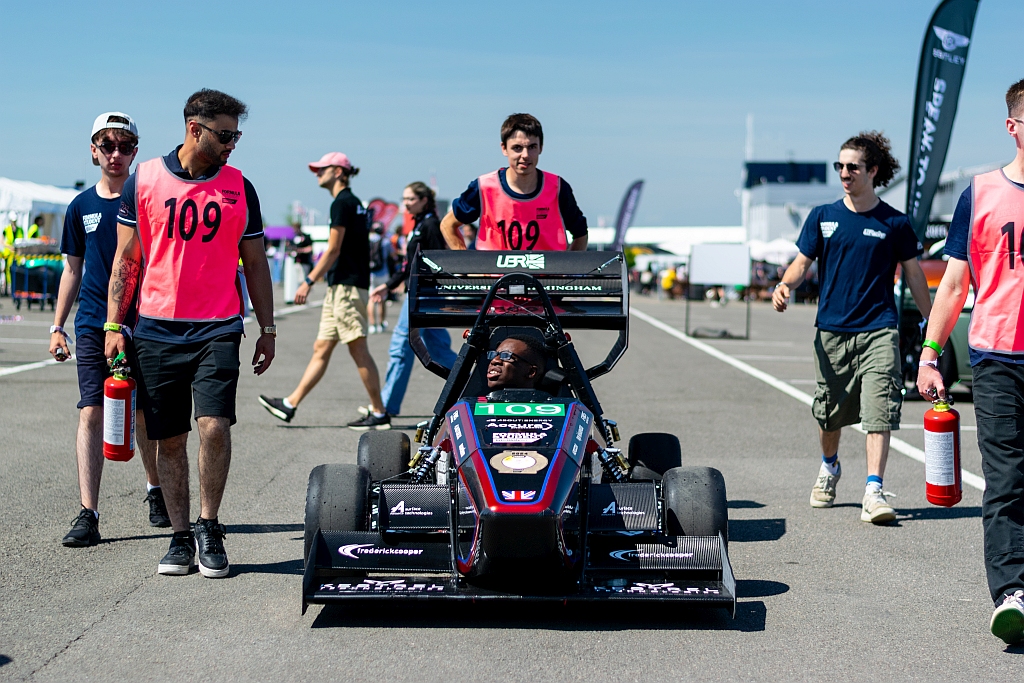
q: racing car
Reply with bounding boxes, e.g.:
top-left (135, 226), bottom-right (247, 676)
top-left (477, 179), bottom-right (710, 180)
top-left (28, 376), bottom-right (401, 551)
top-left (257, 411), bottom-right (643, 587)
top-left (302, 250), bottom-right (735, 615)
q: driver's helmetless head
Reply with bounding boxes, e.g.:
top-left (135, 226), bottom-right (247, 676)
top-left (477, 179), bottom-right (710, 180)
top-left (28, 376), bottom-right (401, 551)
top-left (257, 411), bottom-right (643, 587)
top-left (486, 336), bottom-right (545, 390)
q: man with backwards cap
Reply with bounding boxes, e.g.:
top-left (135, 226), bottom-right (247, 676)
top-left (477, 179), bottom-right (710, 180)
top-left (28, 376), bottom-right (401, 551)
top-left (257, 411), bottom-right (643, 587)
top-left (50, 112), bottom-right (166, 547)
top-left (258, 152), bottom-right (389, 430)
top-left (106, 89), bottom-right (276, 578)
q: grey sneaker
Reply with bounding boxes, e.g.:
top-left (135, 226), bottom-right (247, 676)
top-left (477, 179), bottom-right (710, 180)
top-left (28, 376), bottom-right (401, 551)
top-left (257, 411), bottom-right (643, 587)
top-left (991, 590), bottom-right (1024, 644)
top-left (810, 462), bottom-right (841, 508)
top-left (860, 488), bottom-right (896, 524)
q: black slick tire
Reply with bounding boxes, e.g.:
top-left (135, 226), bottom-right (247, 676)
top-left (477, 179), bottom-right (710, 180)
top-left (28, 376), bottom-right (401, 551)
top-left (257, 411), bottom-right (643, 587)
top-left (304, 463), bottom-right (370, 566)
top-left (628, 432), bottom-right (682, 475)
top-left (357, 431), bottom-right (410, 480)
top-left (662, 466), bottom-right (729, 546)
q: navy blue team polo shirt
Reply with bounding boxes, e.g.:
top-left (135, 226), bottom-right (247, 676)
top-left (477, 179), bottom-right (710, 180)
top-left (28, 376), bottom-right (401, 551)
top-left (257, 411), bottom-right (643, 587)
top-left (60, 187), bottom-right (137, 335)
top-left (451, 168), bottom-right (588, 239)
top-left (945, 175), bottom-right (1024, 366)
top-left (796, 198), bottom-right (922, 332)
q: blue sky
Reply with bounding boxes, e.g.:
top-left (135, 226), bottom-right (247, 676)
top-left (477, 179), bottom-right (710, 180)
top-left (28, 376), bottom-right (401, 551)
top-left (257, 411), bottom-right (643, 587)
top-left (1, 1), bottom-right (1018, 227)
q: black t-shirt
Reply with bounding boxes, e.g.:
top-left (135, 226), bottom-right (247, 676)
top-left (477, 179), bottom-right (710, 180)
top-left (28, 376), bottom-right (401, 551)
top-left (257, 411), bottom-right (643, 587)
top-left (291, 231), bottom-right (313, 265)
top-left (326, 188), bottom-right (370, 289)
top-left (386, 211), bottom-right (446, 290)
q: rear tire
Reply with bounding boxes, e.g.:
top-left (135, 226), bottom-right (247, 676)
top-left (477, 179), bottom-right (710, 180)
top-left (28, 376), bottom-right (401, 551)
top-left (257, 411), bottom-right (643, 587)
top-left (662, 466), bottom-right (728, 546)
top-left (357, 431), bottom-right (410, 480)
top-left (304, 463), bottom-right (370, 566)
top-left (628, 432), bottom-right (682, 475)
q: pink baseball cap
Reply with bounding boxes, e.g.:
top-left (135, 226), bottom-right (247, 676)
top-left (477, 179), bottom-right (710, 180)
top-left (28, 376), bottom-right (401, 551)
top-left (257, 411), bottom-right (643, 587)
top-left (308, 152), bottom-right (352, 172)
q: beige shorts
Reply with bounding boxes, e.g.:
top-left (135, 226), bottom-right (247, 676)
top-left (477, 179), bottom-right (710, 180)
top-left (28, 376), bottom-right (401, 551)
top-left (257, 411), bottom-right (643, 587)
top-left (811, 327), bottom-right (903, 433)
top-left (317, 284), bottom-right (368, 343)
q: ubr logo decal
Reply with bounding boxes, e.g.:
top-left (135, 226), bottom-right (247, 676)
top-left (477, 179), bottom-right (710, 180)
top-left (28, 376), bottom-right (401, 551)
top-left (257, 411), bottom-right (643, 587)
top-left (496, 254), bottom-right (545, 269)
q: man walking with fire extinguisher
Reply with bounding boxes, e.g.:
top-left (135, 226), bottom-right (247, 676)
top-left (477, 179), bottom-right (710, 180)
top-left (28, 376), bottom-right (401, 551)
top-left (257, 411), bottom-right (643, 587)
top-left (51, 112), bottom-right (165, 547)
top-left (919, 78), bottom-right (1024, 645)
top-left (106, 89), bottom-right (276, 579)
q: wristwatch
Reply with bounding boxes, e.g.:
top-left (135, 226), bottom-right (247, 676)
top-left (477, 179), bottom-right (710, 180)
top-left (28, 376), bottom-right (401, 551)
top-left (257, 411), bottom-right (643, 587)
top-left (260, 325), bottom-right (277, 337)
top-left (304, 276), bottom-right (314, 287)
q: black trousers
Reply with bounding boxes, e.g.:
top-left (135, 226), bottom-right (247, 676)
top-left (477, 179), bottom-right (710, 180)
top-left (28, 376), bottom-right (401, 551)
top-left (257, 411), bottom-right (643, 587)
top-left (973, 360), bottom-right (1024, 604)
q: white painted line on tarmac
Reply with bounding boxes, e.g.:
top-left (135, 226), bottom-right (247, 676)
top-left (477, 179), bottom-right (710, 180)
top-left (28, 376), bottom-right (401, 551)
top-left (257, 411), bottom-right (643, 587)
top-left (0, 299), bottom-right (325, 380)
top-left (633, 307), bottom-right (986, 492)
top-left (0, 337), bottom-right (51, 344)
top-left (0, 356), bottom-right (74, 377)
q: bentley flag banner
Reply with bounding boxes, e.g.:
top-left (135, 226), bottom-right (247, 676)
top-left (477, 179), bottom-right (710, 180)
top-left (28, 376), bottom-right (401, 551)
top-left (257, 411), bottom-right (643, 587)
top-left (611, 180), bottom-right (643, 252)
top-left (906, 0), bottom-right (980, 239)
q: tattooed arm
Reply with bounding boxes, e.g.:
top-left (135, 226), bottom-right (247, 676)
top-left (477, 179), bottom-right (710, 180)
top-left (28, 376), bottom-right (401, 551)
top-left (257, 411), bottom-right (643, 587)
top-left (104, 222), bottom-right (143, 360)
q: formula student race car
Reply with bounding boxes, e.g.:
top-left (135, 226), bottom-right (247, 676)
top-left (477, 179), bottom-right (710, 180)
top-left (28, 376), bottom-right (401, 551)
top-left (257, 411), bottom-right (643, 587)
top-left (302, 250), bottom-right (735, 615)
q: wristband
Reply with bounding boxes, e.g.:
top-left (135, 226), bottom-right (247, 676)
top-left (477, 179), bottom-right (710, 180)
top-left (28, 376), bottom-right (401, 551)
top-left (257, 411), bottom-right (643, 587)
top-left (304, 276), bottom-right (314, 287)
top-left (922, 339), bottom-right (943, 355)
top-left (919, 359), bottom-right (939, 369)
top-left (103, 322), bottom-right (123, 333)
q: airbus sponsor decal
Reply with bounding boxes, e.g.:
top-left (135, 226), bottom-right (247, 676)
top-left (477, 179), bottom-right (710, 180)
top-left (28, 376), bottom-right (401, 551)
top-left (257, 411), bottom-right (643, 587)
top-left (492, 431), bottom-right (546, 444)
top-left (318, 579), bottom-right (446, 593)
top-left (496, 253), bottom-right (545, 269)
top-left (489, 450), bottom-right (549, 474)
top-left (339, 543), bottom-right (425, 559)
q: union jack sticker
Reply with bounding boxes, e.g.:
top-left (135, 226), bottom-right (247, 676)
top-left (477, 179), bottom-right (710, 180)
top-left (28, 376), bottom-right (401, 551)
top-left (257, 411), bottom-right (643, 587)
top-left (501, 490), bottom-right (537, 501)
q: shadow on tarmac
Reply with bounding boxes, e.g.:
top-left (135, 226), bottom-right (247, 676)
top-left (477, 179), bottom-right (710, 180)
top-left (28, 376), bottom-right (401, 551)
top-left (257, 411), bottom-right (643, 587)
top-left (231, 559), bottom-right (303, 576)
top-left (896, 506), bottom-right (982, 521)
top-left (729, 519), bottom-right (786, 542)
top-left (0, 656), bottom-right (11, 668)
top-left (312, 598), bottom-right (769, 633)
top-left (227, 523), bottom-right (303, 534)
top-left (728, 500), bottom-right (766, 509)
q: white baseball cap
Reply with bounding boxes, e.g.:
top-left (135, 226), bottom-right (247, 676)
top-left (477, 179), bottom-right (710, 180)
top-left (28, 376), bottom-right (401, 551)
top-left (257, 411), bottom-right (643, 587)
top-left (91, 112), bottom-right (138, 138)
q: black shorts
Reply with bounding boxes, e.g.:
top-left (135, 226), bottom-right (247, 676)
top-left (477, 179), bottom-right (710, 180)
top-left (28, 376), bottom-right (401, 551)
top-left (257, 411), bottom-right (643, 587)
top-left (75, 331), bottom-right (143, 410)
top-left (134, 334), bottom-right (241, 440)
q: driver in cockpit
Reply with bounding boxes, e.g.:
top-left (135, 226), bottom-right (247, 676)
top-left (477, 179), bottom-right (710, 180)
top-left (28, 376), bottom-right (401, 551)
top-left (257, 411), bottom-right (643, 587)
top-left (486, 334), bottom-right (547, 391)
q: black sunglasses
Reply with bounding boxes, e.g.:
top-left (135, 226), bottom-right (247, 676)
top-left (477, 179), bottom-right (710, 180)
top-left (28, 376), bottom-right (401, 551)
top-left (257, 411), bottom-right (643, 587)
top-left (94, 141), bottom-right (137, 155)
top-left (833, 161), bottom-right (864, 173)
top-left (487, 350), bottom-right (536, 367)
top-left (197, 122), bottom-right (243, 145)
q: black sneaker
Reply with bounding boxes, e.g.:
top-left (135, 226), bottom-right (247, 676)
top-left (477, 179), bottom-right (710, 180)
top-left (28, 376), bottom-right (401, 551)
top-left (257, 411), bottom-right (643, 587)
top-left (158, 530), bottom-right (196, 575)
top-left (145, 488), bottom-right (171, 528)
top-left (194, 517), bottom-right (230, 578)
top-left (347, 412), bottom-right (391, 431)
top-left (258, 395), bottom-right (295, 423)
top-left (62, 508), bottom-right (100, 547)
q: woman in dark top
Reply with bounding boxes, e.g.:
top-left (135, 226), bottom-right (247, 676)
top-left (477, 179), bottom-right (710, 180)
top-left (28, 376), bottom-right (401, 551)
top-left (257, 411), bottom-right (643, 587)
top-left (369, 182), bottom-right (456, 415)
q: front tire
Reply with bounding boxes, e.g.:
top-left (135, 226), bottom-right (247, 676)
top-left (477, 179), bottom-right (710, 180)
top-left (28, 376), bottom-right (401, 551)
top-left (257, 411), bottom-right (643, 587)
top-left (304, 463), bottom-right (370, 566)
top-left (357, 431), bottom-right (410, 480)
top-left (628, 432), bottom-right (682, 475)
top-left (662, 466), bottom-right (728, 546)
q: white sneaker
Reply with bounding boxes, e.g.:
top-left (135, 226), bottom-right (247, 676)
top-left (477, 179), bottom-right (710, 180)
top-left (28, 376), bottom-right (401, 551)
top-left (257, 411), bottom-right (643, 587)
top-left (810, 462), bottom-right (841, 508)
top-left (991, 590), bottom-right (1024, 644)
top-left (860, 488), bottom-right (896, 524)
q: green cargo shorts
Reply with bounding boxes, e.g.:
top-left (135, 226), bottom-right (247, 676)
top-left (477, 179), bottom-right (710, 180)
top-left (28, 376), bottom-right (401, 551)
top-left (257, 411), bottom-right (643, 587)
top-left (811, 327), bottom-right (902, 433)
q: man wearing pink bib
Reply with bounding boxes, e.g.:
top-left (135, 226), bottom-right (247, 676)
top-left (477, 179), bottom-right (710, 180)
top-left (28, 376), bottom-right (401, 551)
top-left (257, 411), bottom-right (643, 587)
top-left (105, 89), bottom-right (276, 580)
top-left (440, 113), bottom-right (588, 252)
top-left (919, 78), bottom-right (1024, 644)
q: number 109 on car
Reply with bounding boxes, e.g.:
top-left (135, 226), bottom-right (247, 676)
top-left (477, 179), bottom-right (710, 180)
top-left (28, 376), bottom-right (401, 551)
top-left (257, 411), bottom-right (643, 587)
top-left (473, 403), bottom-right (565, 416)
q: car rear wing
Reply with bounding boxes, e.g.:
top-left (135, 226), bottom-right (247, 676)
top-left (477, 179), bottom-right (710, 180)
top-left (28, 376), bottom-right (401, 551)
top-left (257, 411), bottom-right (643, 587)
top-left (407, 250), bottom-right (629, 331)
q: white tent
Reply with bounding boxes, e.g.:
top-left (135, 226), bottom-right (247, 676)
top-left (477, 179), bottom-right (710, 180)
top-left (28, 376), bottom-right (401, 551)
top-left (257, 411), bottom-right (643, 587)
top-left (747, 238), bottom-right (799, 266)
top-left (0, 177), bottom-right (81, 237)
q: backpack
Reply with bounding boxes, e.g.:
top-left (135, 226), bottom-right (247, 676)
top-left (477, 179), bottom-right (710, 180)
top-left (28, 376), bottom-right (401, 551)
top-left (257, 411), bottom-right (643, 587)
top-left (368, 233), bottom-right (384, 272)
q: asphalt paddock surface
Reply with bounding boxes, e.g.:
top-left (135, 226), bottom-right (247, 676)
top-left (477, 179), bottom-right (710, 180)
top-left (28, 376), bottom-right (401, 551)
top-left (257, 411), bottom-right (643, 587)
top-left (2, 295), bottom-right (1023, 681)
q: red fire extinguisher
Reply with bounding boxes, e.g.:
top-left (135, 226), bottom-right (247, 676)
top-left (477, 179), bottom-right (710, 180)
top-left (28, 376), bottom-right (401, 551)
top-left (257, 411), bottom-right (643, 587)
top-left (924, 398), bottom-right (961, 507)
top-left (103, 351), bottom-right (136, 462)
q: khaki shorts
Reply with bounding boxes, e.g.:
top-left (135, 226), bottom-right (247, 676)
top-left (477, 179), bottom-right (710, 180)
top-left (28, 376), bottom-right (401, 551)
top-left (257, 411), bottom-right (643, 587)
top-left (812, 327), bottom-right (903, 433)
top-left (317, 284), bottom-right (369, 343)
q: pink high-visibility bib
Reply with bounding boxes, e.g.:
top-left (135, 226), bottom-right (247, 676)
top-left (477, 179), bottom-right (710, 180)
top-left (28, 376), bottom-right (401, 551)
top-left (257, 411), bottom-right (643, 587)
top-left (135, 158), bottom-right (248, 321)
top-left (968, 169), bottom-right (1024, 354)
top-left (476, 169), bottom-right (568, 251)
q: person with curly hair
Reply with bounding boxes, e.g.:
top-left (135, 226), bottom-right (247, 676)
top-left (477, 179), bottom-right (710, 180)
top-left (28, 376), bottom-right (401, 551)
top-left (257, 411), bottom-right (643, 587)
top-left (772, 131), bottom-right (932, 524)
